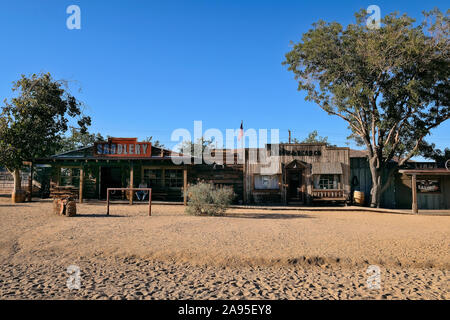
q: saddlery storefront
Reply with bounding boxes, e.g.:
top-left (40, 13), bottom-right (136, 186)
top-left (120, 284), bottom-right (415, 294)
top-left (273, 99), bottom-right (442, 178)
top-left (36, 138), bottom-right (189, 202)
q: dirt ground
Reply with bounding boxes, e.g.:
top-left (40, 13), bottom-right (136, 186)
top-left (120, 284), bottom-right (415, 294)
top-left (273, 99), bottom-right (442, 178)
top-left (0, 200), bottom-right (448, 299)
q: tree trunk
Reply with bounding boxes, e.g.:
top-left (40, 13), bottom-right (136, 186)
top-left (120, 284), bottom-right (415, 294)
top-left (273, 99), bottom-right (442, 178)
top-left (13, 170), bottom-right (21, 193)
top-left (11, 169), bottom-right (26, 203)
top-left (369, 157), bottom-right (382, 208)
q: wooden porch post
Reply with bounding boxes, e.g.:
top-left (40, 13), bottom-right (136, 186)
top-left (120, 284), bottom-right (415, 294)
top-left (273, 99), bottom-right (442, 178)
top-left (98, 166), bottom-right (102, 200)
top-left (282, 165), bottom-right (287, 205)
top-left (411, 174), bottom-right (418, 214)
top-left (56, 165), bottom-right (61, 187)
top-left (28, 162), bottom-right (33, 202)
top-left (183, 168), bottom-right (188, 205)
top-left (79, 167), bottom-right (84, 203)
top-left (129, 163), bottom-right (134, 205)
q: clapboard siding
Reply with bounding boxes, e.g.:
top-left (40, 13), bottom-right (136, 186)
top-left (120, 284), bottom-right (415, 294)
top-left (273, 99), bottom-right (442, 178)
top-left (245, 144), bottom-right (350, 204)
top-left (397, 174), bottom-right (450, 210)
top-left (350, 158), bottom-right (372, 205)
top-left (350, 157), bottom-right (396, 208)
top-left (351, 158), bottom-right (449, 209)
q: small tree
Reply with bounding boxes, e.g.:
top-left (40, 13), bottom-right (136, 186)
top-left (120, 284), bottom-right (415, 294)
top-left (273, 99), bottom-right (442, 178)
top-left (179, 137), bottom-right (214, 153)
top-left (284, 9), bottom-right (449, 207)
top-left (287, 130), bottom-right (334, 145)
top-left (57, 127), bottom-right (105, 154)
top-left (301, 130), bottom-right (333, 145)
top-left (0, 73), bottom-right (90, 201)
top-left (144, 136), bottom-right (165, 148)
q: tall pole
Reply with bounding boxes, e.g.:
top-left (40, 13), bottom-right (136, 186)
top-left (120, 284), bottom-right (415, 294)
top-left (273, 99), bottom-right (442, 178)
top-left (106, 189), bottom-right (110, 215)
top-left (28, 162), bottom-right (33, 202)
top-left (129, 163), bottom-right (134, 205)
top-left (242, 125), bottom-right (246, 204)
top-left (411, 174), bottom-right (418, 214)
top-left (79, 167), bottom-right (84, 204)
top-left (183, 168), bottom-right (188, 205)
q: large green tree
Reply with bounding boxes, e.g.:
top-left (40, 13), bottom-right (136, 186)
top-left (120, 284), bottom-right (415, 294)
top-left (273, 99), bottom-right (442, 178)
top-left (420, 142), bottom-right (450, 167)
top-left (0, 73), bottom-right (91, 200)
top-left (284, 9), bottom-right (449, 207)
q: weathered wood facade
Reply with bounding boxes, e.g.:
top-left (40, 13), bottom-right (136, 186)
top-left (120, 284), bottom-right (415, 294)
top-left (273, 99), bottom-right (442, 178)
top-left (244, 144), bottom-right (351, 204)
top-left (34, 138), bottom-right (244, 203)
top-left (34, 140), bottom-right (350, 205)
top-left (350, 152), bottom-right (450, 210)
top-left (35, 138), bottom-right (189, 202)
top-left (30, 138), bottom-right (449, 210)
top-left (397, 168), bottom-right (450, 211)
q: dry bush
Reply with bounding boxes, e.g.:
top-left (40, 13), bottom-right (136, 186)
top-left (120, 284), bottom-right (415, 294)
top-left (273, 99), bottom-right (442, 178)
top-left (185, 182), bottom-right (234, 216)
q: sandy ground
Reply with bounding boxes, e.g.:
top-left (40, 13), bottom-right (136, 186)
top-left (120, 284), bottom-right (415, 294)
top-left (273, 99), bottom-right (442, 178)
top-left (0, 200), bottom-right (448, 299)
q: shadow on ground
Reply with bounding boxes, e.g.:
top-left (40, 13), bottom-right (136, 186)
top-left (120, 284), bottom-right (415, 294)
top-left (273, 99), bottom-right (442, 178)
top-left (0, 204), bottom-right (30, 207)
top-left (70, 213), bottom-right (123, 218)
top-left (224, 212), bottom-right (313, 219)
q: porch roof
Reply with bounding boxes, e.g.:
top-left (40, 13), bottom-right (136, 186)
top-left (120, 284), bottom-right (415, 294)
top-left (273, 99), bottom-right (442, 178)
top-left (311, 162), bottom-right (343, 175)
top-left (399, 169), bottom-right (450, 176)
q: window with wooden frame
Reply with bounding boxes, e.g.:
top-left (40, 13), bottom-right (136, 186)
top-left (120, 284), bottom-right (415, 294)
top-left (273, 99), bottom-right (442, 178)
top-left (143, 169), bottom-right (163, 188)
top-left (164, 169), bottom-right (183, 188)
top-left (60, 167), bottom-right (80, 187)
top-left (316, 174), bottom-right (339, 190)
top-left (254, 174), bottom-right (280, 190)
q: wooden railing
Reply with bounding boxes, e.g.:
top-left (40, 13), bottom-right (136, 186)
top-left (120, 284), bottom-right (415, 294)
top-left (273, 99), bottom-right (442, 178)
top-left (312, 189), bottom-right (346, 200)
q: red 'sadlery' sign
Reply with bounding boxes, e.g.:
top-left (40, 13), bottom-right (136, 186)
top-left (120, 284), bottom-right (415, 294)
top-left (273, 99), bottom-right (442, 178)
top-left (94, 138), bottom-right (151, 157)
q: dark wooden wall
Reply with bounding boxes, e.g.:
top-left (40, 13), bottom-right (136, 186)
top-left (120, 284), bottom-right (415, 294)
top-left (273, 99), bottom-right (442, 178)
top-left (350, 157), bottom-right (396, 208)
top-left (396, 174), bottom-right (450, 209)
top-left (188, 164), bottom-right (244, 203)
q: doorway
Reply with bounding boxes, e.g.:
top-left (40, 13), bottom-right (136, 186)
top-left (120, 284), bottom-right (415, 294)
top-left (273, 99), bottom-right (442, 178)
top-left (100, 166), bottom-right (123, 199)
top-left (287, 169), bottom-right (304, 203)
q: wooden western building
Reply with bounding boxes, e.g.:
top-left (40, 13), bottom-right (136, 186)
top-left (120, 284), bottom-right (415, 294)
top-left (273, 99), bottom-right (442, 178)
top-left (32, 137), bottom-right (449, 210)
top-left (35, 138), bottom-right (187, 203)
top-left (35, 138), bottom-right (350, 205)
top-left (350, 150), bottom-right (450, 210)
top-left (35, 137), bottom-right (244, 204)
top-left (243, 143), bottom-right (350, 204)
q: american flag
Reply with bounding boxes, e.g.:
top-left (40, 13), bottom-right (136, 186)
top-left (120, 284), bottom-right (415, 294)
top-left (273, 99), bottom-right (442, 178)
top-left (238, 120), bottom-right (243, 141)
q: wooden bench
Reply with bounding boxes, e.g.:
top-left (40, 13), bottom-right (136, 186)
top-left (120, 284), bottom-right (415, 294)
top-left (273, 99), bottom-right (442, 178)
top-left (312, 189), bottom-right (347, 203)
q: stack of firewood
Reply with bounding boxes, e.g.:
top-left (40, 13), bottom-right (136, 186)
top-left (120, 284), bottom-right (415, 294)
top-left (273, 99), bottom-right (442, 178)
top-left (51, 186), bottom-right (78, 217)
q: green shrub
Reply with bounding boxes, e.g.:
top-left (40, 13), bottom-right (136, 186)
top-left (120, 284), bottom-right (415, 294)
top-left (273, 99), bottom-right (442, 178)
top-left (185, 181), bottom-right (235, 216)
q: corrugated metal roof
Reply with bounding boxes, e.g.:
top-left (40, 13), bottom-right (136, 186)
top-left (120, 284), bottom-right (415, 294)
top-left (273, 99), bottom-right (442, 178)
top-left (399, 169), bottom-right (450, 175)
top-left (349, 149), bottom-right (368, 158)
top-left (311, 162), bottom-right (343, 175)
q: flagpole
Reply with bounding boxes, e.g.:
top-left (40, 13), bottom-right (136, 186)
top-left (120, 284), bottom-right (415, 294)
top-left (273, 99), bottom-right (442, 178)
top-left (241, 120), bottom-right (246, 204)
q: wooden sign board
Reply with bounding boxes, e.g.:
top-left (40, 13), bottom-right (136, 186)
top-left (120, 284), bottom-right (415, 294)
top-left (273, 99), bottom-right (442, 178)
top-left (417, 179), bottom-right (441, 193)
top-left (94, 138), bottom-right (151, 158)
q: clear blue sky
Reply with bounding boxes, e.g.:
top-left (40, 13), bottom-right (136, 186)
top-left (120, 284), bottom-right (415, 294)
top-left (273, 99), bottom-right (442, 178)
top-left (1, 0), bottom-right (448, 153)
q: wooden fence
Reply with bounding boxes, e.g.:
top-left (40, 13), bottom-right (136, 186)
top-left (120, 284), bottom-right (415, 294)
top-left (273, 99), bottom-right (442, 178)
top-left (0, 171), bottom-right (31, 194)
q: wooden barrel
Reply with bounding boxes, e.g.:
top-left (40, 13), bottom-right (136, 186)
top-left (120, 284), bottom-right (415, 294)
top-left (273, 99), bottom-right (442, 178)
top-left (353, 191), bottom-right (365, 205)
top-left (11, 190), bottom-right (26, 203)
top-left (53, 199), bottom-right (76, 216)
top-left (65, 201), bottom-right (77, 217)
top-left (53, 199), bottom-right (61, 215)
